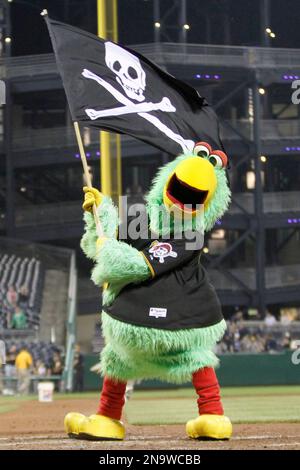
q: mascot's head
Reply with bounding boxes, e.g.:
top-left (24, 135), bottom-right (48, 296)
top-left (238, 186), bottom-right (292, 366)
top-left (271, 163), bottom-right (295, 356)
top-left (145, 141), bottom-right (231, 235)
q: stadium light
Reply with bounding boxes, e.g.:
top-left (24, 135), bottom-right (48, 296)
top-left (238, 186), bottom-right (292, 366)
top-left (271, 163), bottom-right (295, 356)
top-left (195, 73), bottom-right (221, 80)
top-left (265, 27), bottom-right (276, 39)
top-left (284, 146), bottom-right (300, 152)
top-left (282, 74), bottom-right (299, 81)
top-left (246, 171), bottom-right (255, 189)
top-left (212, 229), bottom-right (225, 240)
top-left (287, 218), bottom-right (300, 224)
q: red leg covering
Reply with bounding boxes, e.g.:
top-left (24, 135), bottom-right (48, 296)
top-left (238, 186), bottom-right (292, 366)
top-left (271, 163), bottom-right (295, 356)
top-left (97, 376), bottom-right (127, 420)
top-left (192, 367), bottom-right (224, 415)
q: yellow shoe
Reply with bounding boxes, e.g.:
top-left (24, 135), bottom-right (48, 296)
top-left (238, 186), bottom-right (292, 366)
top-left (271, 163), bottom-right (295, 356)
top-left (186, 414), bottom-right (232, 440)
top-left (65, 413), bottom-right (125, 441)
top-left (64, 412), bottom-right (86, 437)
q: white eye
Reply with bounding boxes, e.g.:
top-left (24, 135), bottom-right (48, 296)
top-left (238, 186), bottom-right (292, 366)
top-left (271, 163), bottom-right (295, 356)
top-left (193, 141), bottom-right (212, 158)
top-left (208, 150), bottom-right (228, 168)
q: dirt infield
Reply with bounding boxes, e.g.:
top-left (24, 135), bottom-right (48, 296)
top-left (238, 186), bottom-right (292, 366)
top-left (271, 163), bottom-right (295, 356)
top-left (0, 397), bottom-right (300, 450)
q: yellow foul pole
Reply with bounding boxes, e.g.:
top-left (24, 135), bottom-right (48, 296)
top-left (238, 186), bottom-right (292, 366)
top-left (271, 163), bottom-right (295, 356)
top-left (97, 0), bottom-right (122, 203)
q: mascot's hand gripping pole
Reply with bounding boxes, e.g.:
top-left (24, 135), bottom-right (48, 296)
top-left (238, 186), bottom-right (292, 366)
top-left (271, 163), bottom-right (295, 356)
top-left (73, 121), bottom-right (103, 238)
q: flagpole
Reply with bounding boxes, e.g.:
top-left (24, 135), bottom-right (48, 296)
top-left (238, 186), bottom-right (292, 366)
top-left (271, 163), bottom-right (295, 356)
top-left (73, 121), bottom-right (103, 237)
top-left (41, 11), bottom-right (103, 238)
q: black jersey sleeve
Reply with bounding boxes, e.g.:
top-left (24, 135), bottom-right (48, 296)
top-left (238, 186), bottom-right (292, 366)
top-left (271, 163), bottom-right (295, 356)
top-left (141, 238), bottom-right (199, 277)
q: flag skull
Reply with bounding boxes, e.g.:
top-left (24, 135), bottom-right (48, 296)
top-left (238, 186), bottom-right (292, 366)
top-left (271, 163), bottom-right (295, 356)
top-left (105, 41), bottom-right (146, 102)
top-left (81, 42), bottom-right (195, 153)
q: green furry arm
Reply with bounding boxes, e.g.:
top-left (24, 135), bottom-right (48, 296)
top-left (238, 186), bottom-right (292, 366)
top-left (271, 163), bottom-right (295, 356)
top-left (91, 239), bottom-right (151, 286)
top-left (80, 196), bottom-right (119, 261)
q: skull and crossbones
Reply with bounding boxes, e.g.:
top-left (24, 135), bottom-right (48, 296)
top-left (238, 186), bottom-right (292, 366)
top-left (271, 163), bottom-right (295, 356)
top-left (149, 241), bottom-right (178, 264)
top-left (82, 41), bottom-right (194, 153)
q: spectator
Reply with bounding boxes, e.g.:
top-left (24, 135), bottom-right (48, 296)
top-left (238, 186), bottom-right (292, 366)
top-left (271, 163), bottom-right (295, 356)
top-left (11, 306), bottom-right (27, 330)
top-left (282, 332), bottom-right (291, 350)
top-left (52, 352), bottom-right (63, 391)
top-left (35, 360), bottom-right (47, 377)
top-left (231, 309), bottom-right (244, 323)
top-left (73, 344), bottom-right (84, 392)
top-left (281, 311), bottom-right (291, 325)
top-left (265, 334), bottom-right (279, 353)
top-left (6, 286), bottom-right (18, 309)
top-left (18, 285), bottom-right (29, 307)
top-left (15, 348), bottom-right (33, 395)
top-left (4, 345), bottom-right (17, 394)
top-left (264, 311), bottom-right (277, 326)
top-left (52, 353), bottom-right (63, 375)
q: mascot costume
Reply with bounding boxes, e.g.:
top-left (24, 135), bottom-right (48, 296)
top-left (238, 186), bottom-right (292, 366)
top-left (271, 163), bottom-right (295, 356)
top-left (43, 13), bottom-right (232, 442)
top-left (65, 141), bottom-right (232, 441)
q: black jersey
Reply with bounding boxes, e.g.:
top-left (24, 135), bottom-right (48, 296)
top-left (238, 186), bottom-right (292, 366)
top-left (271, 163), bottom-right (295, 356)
top-left (104, 215), bottom-right (223, 330)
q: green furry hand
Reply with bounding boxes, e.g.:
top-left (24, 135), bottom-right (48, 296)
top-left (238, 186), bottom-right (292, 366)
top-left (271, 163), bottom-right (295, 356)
top-left (82, 186), bottom-right (103, 212)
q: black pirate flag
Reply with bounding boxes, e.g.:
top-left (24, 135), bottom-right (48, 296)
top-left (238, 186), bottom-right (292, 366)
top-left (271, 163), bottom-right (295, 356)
top-left (44, 15), bottom-right (224, 156)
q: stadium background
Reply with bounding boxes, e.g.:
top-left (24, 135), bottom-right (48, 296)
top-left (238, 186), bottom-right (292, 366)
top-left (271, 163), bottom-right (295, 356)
top-left (0, 0), bottom-right (300, 450)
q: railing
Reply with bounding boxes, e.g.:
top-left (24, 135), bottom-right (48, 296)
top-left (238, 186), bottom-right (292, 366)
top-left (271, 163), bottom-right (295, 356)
top-left (0, 53), bottom-right (57, 79)
top-left (0, 236), bottom-right (73, 271)
top-left (62, 252), bottom-right (77, 392)
top-left (221, 119), bottom-right (300, 141)
top-left (230, 191), bottom-right (300, 214)
top-left (11, 126), bottom-right (130, 151)
top-left (12, 126), bottom-right (78, 150)
top-left (2, 43), bottom-right (300, 79)
top-left (135, 43), bottom-right (300, 69)
top-left (13, 201), bottom-right (82, 228)
top-left (9, 119), bottom-right (300, 152)
top-left (0, 191), bottom-right (298, 232)
top-left (209, 264), bottom-right (300, 290)
top-left (231, 320), bottom-right (300, 332)
top-left (77, 263), bottom-right (300, 301)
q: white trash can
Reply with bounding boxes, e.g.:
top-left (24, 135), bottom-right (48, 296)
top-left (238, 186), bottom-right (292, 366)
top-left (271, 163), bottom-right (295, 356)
top-left (37, 382), bottom-right (55, 402)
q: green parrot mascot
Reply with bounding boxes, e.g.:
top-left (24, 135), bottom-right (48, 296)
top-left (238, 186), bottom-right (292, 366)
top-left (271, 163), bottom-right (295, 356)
top-left (65, 141), bottom-right (232, 441)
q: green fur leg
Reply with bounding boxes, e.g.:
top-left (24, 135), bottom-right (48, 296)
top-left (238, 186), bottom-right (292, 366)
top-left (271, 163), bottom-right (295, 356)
top-left (100, 312), bottom-right (226, 384)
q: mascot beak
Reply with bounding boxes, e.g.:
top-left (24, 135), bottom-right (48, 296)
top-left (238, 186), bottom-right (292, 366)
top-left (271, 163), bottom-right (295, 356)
top-left (163, 156), bottom-right (217, 214)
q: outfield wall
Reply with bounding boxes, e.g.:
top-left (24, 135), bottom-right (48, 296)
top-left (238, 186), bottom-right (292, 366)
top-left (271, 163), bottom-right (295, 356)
top-left (83, 351), bottom-right (300, 390)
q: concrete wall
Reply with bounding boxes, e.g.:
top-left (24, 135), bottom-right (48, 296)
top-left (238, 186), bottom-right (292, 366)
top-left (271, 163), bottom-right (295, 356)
top-left (76, 314), bottom-right (98, 354)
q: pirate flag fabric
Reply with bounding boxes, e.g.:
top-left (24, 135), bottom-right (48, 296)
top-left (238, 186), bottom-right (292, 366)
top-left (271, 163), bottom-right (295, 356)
top-left (44, 15), bottom-right (224, 157)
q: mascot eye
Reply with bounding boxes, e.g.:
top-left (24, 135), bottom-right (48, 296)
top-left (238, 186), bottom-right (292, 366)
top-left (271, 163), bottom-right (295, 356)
top-left (193, 141), bottom-right (212, 158)
top-left (208, 150), bottom-right (228, 168)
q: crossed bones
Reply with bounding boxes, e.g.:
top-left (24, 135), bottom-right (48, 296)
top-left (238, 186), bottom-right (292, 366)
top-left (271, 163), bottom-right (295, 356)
top-left (82, 68), bottom-right (194, 153)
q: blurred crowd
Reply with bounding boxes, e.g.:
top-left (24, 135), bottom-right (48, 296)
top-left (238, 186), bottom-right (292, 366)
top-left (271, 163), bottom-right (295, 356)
top-left (216, 310), bottom-right (300, 354)
top-left (0, 285), bottom-right (30, 330)
top-left (0, 342), bottom-right (64, 395)
top-left (0, 342), bottom-right (84, 396)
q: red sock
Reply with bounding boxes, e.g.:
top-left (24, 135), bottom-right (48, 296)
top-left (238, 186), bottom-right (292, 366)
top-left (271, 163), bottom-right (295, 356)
top-left (192, 367), bottom-right (224, 415)
top-left (97, 376), bottom-right (127, 420)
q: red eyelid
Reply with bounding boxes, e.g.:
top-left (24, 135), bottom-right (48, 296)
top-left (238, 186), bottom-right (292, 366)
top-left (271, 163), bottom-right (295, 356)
top-left (194, 141), bottom-right (212, 154)
top-left (211, 150), bottom-right (228, 167)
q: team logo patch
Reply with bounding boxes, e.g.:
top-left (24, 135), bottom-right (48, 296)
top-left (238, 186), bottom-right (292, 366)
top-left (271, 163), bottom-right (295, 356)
top-left (149, 241), bottom-right (178, 263)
